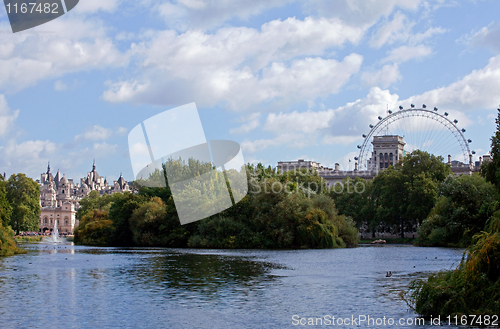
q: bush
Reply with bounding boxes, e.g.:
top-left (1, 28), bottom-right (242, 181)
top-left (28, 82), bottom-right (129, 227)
top-left (74, 210), bottom-right (115, 246)
top-left (0, 222), bottom-right (23, 256)
top-left (405, 229), bottom-right (500, 316)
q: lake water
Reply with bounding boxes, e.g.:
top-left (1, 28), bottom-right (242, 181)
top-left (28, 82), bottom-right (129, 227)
top-left (0, 243), bottom-right (465, 328)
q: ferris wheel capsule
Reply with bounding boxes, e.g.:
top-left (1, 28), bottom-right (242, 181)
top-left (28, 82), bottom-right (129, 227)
top-left (472, 151), bottom-right (476, 155)
top-left (354, 157), bottom-right (359, 161)
top-left (468, 139), bottom-right (472, 143)
top-left (378, 116), bottom-right (383, 120)
top-left (434, 107), bottom-right (438, 111)
top-left (399, 106), bottom-right (403, 110)
top-left (422, 104), bottom-right (427, 108)
top-left (453, 119), bottom-right (458, 124)
top-left (362, 134), bottom-right (367, 138)
top-left (357, 145), bottom-right (362, 149)
top-left (462, 128), bottom-right (466, 133)
top-left (444, 112), bottom-right (449, 116)
top-left (369, 124), bottom-right (374, 128)
top-left (411, 104), bottom-right (415, 108)
top-left (388, 110), bottom-right (392, 114)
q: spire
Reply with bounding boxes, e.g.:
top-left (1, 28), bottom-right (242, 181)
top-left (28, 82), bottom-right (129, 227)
top-left (93, 159), bottom-right (96, 171)
top-left (47, 162), bottom-right (51, 174)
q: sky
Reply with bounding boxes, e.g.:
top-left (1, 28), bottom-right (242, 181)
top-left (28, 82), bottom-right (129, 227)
top-left (0, 0), bottom-right (499, 182)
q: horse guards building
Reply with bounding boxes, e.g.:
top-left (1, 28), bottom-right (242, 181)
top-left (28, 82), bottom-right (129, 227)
top-left (37, 162), bottom-right (130, 234)
top-left (278, 135), bottom-right (492, 187)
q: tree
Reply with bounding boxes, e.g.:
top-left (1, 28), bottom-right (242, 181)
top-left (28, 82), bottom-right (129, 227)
top-left (371, 150), bottom-right (450, 238)
top-left (6, 174), bottom-right (40, 234)
top-left (417, 174), bottom-right (499, 247)
top-left (0, 176), bottom-right (12, 228)
top-left (481, 108), bottom-right (500, 191)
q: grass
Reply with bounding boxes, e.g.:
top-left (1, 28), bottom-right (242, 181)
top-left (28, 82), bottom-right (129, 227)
top-left (14, 236), bottom-right (44, 242)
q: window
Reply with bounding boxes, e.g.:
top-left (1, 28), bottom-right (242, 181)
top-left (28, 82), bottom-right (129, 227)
top-left (384, 153), bottom-right (388, 161)
top-left (380, 163), bottom-right (384, 169)
top-left (389, 153), bottom-right (393, 161)
top-left (385, 162), bottom-right (389, 168)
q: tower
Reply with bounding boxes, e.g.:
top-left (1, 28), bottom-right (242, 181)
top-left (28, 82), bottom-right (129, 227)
top-left (371, 135), bottom-right (405, 171)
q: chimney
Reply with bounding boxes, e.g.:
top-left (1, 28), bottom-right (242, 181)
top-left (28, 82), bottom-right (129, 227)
top-left (448, 155), bottom-right (451, 165)
top-left (469, 154), bottom-right (473, 167)
top-left (354, 162), bottom-right (359, 172)
top-left (335, 163), bottom-right (339, 172)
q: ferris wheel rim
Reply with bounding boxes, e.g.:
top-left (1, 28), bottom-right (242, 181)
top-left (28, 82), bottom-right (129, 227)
top-left (358, 107), bottom-right (471, 168)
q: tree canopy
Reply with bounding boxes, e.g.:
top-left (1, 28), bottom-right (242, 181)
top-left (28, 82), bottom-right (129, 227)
top-left (5, 174), bottom-right (40, 234)
top-left (481, 108), bottom-right (500, 191)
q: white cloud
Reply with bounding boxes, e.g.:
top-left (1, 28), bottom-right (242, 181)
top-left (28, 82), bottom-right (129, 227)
top-left (305, 0), bottom-right (421, 27)
top-left (243, 87), bottom-right (400, 154)
top-left (462, 21), bottom-right (500, 54)
top-left (103, 44), bottom-right (363, 110)
top-left (264, 110), bottom-right (335, 134)
top-left (74, 125), bottom-right (127, 142)
top-left (361, 63), bottom-right (401, 87)
top-left (73, 0), bottom-right (122, 13)
top-left (403, 54), bottom-right (500, 111)
top-left (54, 80), bottom-right (68, 91)
top-left (157, 0), bottom-right (293, 31)
top-left (410, 26), bottom-right (447, 45)
top-left (383, 44), bottom-right (432, 63)
top-left (74, 125), bottom-right (112, 141)
top-left (241, 132), bottom-right (312, 154)
top-left (0, 95), bottom-right (20, 138)
top-left (0, 17), bottom-right (127, 92)
top-left (230, 113), bottom-right (261, 134)
top-left (370, 12), bottom-right (414, 48)
top-left (0, 139), bottom-right (57, 177)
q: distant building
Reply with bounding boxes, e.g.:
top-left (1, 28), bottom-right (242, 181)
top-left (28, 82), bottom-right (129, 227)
top-left (38, 162), bottom-right (130, 234)
top-left (278, 135), bottom-right (490, 187)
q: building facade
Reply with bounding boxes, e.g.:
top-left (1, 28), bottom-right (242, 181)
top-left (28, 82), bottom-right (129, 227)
top-left (38, 162), bottom-right (130, 234)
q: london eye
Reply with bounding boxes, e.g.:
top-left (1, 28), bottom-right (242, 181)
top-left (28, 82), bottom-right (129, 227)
top-left (356, 105), bottom-right (473, 170)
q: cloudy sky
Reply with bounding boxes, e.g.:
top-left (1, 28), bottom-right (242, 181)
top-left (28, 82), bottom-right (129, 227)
top-left (0, 0), bottom-right (499, 181)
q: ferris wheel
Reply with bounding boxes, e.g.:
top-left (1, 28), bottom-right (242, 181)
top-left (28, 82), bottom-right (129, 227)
top-left (356, 104), bottom-right (474, 170)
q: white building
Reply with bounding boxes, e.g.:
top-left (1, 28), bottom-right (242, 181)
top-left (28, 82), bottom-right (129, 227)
top-left (38, 162), bottom-right (130, 234)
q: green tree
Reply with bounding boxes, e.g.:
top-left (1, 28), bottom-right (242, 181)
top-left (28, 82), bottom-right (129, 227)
top-left (328, 177), bottom-right (375, 236)
top-left (417, 174), bottom-right (498, 247)
top-left (76, 190), bottom-right (114, 223)
top-left (481, 108), bottom-right (500, 191)
top-left (371, 150), bottom-right (449, 238)
top-left (0, 176), bottom-right (12, 228)
top-left (6, 174), bottom-right (40, 234)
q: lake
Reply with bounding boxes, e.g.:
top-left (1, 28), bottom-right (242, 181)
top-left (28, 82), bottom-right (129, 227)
top-left (0, 243), bottom-right (464, 328)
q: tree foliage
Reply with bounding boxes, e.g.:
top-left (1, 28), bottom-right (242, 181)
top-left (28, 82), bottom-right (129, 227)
top-left (417, 174), bottom-right (498, 247)
top-left (481, 108), bottom-right (500, 191)
top-left (0, 176), bottom-right (12, 228)
top-left (5, 174), bottom-right (40, 233)
top-left (75, 160), bottom-right (359, 249)
top-left (331, 150), bottom-right (450, 238)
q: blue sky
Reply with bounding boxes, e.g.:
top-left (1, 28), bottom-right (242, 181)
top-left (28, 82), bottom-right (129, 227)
top-left (0, 0), bottom-right (499, 182)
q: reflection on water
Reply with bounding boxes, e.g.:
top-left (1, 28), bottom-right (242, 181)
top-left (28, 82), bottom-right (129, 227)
top-left (0, 243), bottom-right (464, 328)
